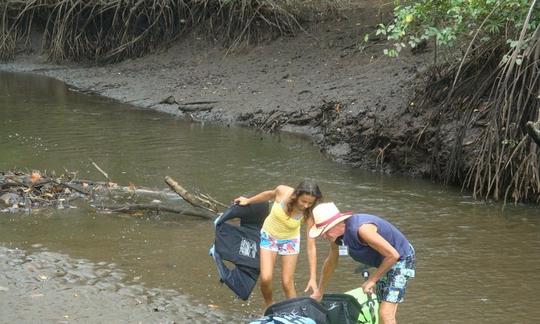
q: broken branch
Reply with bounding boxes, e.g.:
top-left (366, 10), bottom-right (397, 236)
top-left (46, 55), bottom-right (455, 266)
top-left (164, 176), bottom-right (219, 214)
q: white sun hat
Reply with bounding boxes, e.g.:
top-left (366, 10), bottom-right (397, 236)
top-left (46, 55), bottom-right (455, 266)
top-left (309, 202), bottom-right (353, 238)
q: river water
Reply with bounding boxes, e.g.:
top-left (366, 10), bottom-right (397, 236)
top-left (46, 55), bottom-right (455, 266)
top-left (1, 71), bottom-right (539, 323)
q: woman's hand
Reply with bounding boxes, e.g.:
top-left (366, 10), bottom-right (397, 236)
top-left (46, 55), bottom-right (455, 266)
top-left (304, 278), bottom-right (319, 299)
top-left (304, 278), bottom-right (318, 293)
top-left (310, 290), bottom-right (322, 302)
top-left (234, 196), bottom-right (249, 205)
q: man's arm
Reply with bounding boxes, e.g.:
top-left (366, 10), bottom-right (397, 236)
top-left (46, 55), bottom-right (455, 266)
top-left (312, 242), bottom-right (339, 300)
top-left (304, 217), bottom-right (318, 294)
top-left (358, 224), bottom-right (400, 294)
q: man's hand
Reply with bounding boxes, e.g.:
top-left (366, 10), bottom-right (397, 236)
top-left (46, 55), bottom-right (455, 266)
top-left (361, 279), bottom-right (376, 295)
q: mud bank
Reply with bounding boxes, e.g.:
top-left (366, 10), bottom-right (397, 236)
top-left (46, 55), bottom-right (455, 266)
top-left (0, 8), bottom-right (433, 177)
top-left (0, 246), bottom-right (236, 323)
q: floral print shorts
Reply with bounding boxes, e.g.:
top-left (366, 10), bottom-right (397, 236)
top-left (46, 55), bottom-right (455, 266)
top-left (260, 229), bottom-right (300, 255)
top-left (376, 245), bottom-right (416, 303)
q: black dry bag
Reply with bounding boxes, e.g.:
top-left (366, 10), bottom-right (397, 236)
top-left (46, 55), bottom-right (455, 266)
top-left (264, 297), bottom-right (329, 324)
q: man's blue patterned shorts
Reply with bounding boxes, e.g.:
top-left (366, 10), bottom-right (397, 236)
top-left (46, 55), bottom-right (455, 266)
top-left (376, 245), bottom-right (416, 303)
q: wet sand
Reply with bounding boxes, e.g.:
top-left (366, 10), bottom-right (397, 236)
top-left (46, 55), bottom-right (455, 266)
top-left (0, 246), bottom-right (237, 323)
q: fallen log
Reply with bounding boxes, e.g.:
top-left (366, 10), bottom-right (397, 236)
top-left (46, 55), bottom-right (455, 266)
top-left (56, 181), bottom-right (90, 196)
top-left (178, 105), bottom-right (214, 112)
top-left (182, 101), bottom-right (220, 105)
top-left (1, 182), bottom-right (24, 190)
top-left (94, 204), bottom-right (216, 220)
top-left (70, 179), bottom-right (109, 186)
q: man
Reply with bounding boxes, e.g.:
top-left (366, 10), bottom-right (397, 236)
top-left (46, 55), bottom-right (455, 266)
top-left (309, 202), bottom-right (415, 324)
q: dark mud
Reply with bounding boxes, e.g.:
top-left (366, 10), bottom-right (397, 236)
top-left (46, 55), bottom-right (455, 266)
top-left (0, 5), bottom-right (433, 178)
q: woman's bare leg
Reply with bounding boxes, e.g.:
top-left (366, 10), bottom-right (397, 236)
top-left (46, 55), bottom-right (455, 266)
top-left (280, 254), bottom-right (299, 298)
top-left (260, 248), bottom-right (278, 308)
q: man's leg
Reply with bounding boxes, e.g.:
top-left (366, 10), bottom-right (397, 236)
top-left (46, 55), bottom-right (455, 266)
top-left (379, 301), bottom-right (398, 324)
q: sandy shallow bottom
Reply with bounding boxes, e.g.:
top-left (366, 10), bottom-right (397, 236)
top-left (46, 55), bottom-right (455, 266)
top-left (0, 246), bottom-right (238, 323)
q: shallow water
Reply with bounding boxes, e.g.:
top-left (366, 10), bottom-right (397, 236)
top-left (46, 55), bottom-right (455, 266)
top-left (1, 71), bottom-right (539, 323)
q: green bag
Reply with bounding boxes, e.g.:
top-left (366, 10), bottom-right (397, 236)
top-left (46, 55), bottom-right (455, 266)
top-left (345, 287), bottom-right (379, 324)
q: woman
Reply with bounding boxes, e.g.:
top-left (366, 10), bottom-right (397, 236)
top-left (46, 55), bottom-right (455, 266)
top-left (234, 180), bottom-right (322, 308)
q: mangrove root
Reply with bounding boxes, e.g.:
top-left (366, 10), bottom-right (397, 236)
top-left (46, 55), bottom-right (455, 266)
top-left (0, 0), bottom-right (307, 62)
top-left (525, 121), bottom-right (540, 147)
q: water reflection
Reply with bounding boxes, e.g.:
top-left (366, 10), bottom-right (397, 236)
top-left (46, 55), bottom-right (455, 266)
top-left (1, 71), bottom-right (539, 323)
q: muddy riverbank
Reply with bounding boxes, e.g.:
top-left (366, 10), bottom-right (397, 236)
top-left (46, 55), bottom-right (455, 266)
top-left (0, 6), bottom-right (434, 177)
top-left (0, 245), bottom-right (236, 323)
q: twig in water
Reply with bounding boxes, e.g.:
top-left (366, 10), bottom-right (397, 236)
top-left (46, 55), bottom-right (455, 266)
top-left (91, 161), bottom-right (110, 181)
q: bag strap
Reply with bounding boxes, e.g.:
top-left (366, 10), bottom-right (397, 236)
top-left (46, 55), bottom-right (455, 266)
top-left (361, 271), bottom-right (377, 324)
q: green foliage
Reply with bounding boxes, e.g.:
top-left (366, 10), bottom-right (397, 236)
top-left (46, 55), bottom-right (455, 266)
top-left (375, 0), bottom-right (540, 57)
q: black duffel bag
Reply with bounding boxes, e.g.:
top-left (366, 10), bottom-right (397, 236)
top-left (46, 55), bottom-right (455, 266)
top-left (264, 297), bottom-right (329, 324)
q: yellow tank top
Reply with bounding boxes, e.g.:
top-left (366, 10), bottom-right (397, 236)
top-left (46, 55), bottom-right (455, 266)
top-left (262, 201), bottom-right (302, 239)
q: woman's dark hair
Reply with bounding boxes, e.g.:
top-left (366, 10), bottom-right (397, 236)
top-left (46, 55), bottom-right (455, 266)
top-left (286, 180), bottom-right (322, 222)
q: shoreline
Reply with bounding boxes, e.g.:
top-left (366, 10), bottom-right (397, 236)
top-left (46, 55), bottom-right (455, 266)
top-left (1, 14), bottom-right (432, 176)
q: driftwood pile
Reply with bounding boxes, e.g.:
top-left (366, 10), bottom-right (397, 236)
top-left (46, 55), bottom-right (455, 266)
top-left (0, 170), bottom-right (225, 220)
top-left (0, 170), bottom-right (92, 212)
